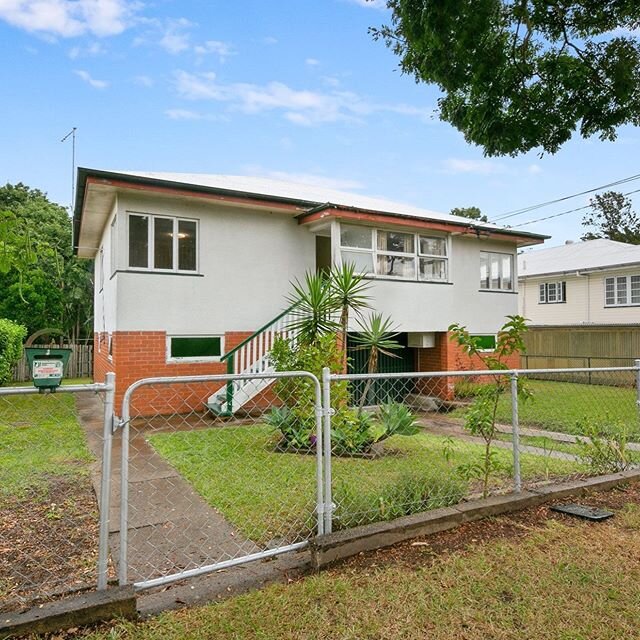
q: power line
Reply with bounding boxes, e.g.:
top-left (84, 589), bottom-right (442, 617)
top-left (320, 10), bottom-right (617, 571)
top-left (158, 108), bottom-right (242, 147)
top-left (510, 187), bottom-right (640, 228)
top-left (490, 171), bottom-right (640, 223)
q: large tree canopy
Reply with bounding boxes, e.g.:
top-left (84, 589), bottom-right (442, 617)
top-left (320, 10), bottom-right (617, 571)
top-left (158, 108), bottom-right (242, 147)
top-left (450, 206), bottom-right (488, 222)
top-left (581, 190), bottom-right (640, 243)
top-left (373, 1), bottom-right (640, 156)
top-left (0, 183), bottom-right (93, 340)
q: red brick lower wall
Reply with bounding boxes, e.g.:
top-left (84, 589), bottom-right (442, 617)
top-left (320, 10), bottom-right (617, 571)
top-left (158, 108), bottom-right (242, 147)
top-left (416, 332), bottom-right (520, 400)
top-left (95, 330), bottom-right (279, 416)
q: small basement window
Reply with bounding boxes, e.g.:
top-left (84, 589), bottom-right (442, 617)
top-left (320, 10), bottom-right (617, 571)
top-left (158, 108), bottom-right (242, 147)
top-left (471, 335), bottom-right (497, 351)
top-left (168, 336), bottom-right (223, 361)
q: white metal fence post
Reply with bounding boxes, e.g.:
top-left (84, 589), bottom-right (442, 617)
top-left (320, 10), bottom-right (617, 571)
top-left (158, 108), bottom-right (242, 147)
top-left (313, 375), bottom-right (325, 537)
top-left (97, 372), bottom-right (115, 590)
top-left (322, 367), bottom-right (333, 534)
top-left (510, 372), bottom-right (522, 493)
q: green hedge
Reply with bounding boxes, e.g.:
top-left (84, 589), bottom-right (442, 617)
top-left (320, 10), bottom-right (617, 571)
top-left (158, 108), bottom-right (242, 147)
top-left (0, 319), bottom-right (26, 385)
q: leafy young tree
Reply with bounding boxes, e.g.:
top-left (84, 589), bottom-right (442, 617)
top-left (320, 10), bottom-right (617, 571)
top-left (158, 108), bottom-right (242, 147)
top-left (581, 190), bottom-right (640, 244)
top-left (372, 1), bottom-right (640, 156)
top-left (450, 206), bottom-right (488, 222)
top-left (449, 315), bottom-right (530, 497)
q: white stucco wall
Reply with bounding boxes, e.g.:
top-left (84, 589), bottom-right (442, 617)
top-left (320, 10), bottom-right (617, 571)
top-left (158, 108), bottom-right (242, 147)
top-left (96, 191), bottom-right (521, 336)
top-left (112, 193), bottom-right (316, 333)
top-left (519, 266), bottom-right (640, 325)
top-left (94, 198), bottom-right (118, 334)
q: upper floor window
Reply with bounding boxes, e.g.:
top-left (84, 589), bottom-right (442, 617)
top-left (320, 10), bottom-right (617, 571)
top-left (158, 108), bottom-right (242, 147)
top-left (339, 224), bottom-right (448, 282)
top-left (605, 275), bottom-right (640, 307)
top-left (128, 212), bottom-right (198, 272)
top-left (539, 281), bottom-right (566, 304)
top-left (480, 251), bottom-right (514, 291)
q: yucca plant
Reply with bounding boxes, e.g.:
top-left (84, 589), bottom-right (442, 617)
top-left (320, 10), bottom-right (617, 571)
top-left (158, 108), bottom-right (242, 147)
top-left (329, 261), bottom-right (372, 352)
top-left (351, 313), bottom-right (403, 409)
top-left (286, 271), bottom-right (340, 346)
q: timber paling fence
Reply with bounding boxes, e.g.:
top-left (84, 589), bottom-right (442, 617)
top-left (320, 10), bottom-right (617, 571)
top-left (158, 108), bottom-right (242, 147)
top-left (11, 343), bottom-right (93, 382)
top-left (1, 365), bottom-right (639, 617)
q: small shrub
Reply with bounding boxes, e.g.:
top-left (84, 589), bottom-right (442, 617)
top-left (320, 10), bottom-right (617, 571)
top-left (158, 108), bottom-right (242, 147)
top-left (576, 420), bottom-right (637, 475)
top-left (0, 319), bottom-right (26, 385)
top-left (333, 471), bottom-right (468, 529)
top-left (377, 401), bottom-right (421, 438)
top-left (265, 406), bottom-right (315, 450)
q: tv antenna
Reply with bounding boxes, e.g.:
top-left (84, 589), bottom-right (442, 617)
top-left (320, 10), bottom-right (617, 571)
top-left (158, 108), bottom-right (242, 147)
top-left (60, 127), bottom-right (77, 212)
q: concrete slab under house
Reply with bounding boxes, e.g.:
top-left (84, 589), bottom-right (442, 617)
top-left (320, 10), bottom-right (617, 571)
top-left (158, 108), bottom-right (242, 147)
top-left (73, 169), bottom-right (547, 415)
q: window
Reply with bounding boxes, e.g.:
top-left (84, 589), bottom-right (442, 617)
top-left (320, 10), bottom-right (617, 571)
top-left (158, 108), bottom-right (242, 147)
top-left (168, 336), bottom-right (223, 361)
top-left (339, 224), bottom-right (448, 282)
top-left (605, 275), bottom-right (640, 306)
top-left (480, 252), bottom-right (514, 291)
top-left (127, 212), bottom-right (198, 272)
top-left (470, 335), bottom-right (497, 351)
top-left (538, 281), bottom-right (566, 304)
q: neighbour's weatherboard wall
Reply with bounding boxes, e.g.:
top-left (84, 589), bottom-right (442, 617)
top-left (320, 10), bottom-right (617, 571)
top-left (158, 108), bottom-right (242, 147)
top-left (519, 267), bottom-right (640, 326)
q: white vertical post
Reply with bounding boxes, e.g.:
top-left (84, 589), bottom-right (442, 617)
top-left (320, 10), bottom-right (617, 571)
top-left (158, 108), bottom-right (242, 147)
top-left (510, 373), bottom-right (522, 493)
top-left (313, 377), bottom-right (324, 537)
top-left (635, 359), bottom-right (640, 411)
top-left (97, 372), bottom-right (115, 590)
top-left (322, 367), bottom-right (333, 533)
top-left (118, 393), bottom-right (130, 586)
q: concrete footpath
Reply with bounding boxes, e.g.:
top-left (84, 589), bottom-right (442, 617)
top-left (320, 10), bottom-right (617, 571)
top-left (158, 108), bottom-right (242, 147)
top-left (74, 393), bottom-right (263, 588)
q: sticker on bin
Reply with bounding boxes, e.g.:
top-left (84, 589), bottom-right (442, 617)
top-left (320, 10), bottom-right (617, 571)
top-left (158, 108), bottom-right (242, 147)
top-left (33, 359), bottom-right (64, 379)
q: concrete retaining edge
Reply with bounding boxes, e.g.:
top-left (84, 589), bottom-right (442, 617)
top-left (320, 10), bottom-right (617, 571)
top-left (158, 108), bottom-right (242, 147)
top-left (310, 469), bottom-right (640, 569)
top-left (0, 586), bottom-right (137, 639)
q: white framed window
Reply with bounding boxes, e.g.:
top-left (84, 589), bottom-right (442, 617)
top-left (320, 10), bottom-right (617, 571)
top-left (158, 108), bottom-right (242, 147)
top-left (605, 275), bottom-right (640, 307)
top-left (470, 334), bottom-right (497, 352)
top-left (127, 212), bottom-right (198, 272)
top-left (339, 224), bottom-right (448, 282)
top-left (480, 251), bottom-right (514, 291)
top-left (538, 281), bottom-right (566, 304)
top-left (167, 335), bottom-right (224, 362)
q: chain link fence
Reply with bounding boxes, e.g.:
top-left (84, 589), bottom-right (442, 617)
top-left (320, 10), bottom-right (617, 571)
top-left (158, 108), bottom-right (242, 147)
top-left (0, 379), bottom-right (114, 613)
top-left (117, 371), bottom-right (323, 591)
top-left (322, 365), bottom-right (640, 533)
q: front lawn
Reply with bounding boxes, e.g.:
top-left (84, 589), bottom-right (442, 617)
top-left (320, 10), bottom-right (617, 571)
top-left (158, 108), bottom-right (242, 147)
top-left (453, 379), bottom-right (640, 435)
top-left (150, 424), bottom-right (579, 543)
top-left (0, 393), bottom-right (93, 499)
top-left (85, 486), bottom-right (640, 640)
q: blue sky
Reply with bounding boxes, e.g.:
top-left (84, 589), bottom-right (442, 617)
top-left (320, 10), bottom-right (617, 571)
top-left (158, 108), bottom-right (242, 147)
top-left (1, 0), bottom-right (639, 248)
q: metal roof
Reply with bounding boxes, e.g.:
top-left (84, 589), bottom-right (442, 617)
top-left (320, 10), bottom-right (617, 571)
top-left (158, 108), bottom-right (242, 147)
top-left (73, 168), bottom-right (548, 255)
top-left (518, 239), bottom-right (640, 277)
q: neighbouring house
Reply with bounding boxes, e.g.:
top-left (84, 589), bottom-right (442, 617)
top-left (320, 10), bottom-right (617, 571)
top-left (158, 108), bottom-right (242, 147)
top-left (73, 169), bottom-right (546, 413)
top-left (518, 239), bottom-right (640, 367)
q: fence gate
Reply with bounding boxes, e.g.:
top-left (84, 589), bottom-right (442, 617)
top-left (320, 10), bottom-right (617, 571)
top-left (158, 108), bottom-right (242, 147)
top-left (117, 371), bottom-right (324, 591)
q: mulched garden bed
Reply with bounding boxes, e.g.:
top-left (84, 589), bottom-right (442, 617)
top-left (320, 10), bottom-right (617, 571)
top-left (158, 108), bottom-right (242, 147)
top-left (0, 475), bottom-right (102, 613)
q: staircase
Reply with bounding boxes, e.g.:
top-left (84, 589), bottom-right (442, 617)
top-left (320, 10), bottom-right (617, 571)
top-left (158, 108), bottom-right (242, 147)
top-left (207, 304), bottom-right (300, 416)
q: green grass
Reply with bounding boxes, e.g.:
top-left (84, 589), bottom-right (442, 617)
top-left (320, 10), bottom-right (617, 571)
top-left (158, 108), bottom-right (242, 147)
top-left (150, 425), bottom-right (579, 543)
top-left (0, 394), bottom-right (93, 499)
top-left (453, 379), bottom-right (640, 435)
top-left (85, 504), bottom-right (640, 640)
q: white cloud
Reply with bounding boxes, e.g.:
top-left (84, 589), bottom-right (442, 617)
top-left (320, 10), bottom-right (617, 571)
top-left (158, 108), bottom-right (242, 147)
top-left (0, 0), bottom-right (139, 38)
top-left (244, 165), bottom-right (365, 191)
top-left (345, 0), bottom-right (387, 8)
top-left (68, 41), bottom-right (105, 59)
top-left (262, 36), bottom-right (278, 45)
top-left (165, 108), bottom-right (203, 120)
top-left (528, 163), bottom-right (543, 175)
top-left (173, 70), bottom-right (434, 126)
top-left (442, 158), bottom-right (505, 176)
top-left (194, 39), bottom-right (234, 60)
top-left (133, 74), bottom-right (153, 87)
top-left (74, 68), bottom-right (108, 88)
top-left (305, 57), bottom-right (319, 66)
top-left (158, 17), bottom-right (192, 54)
